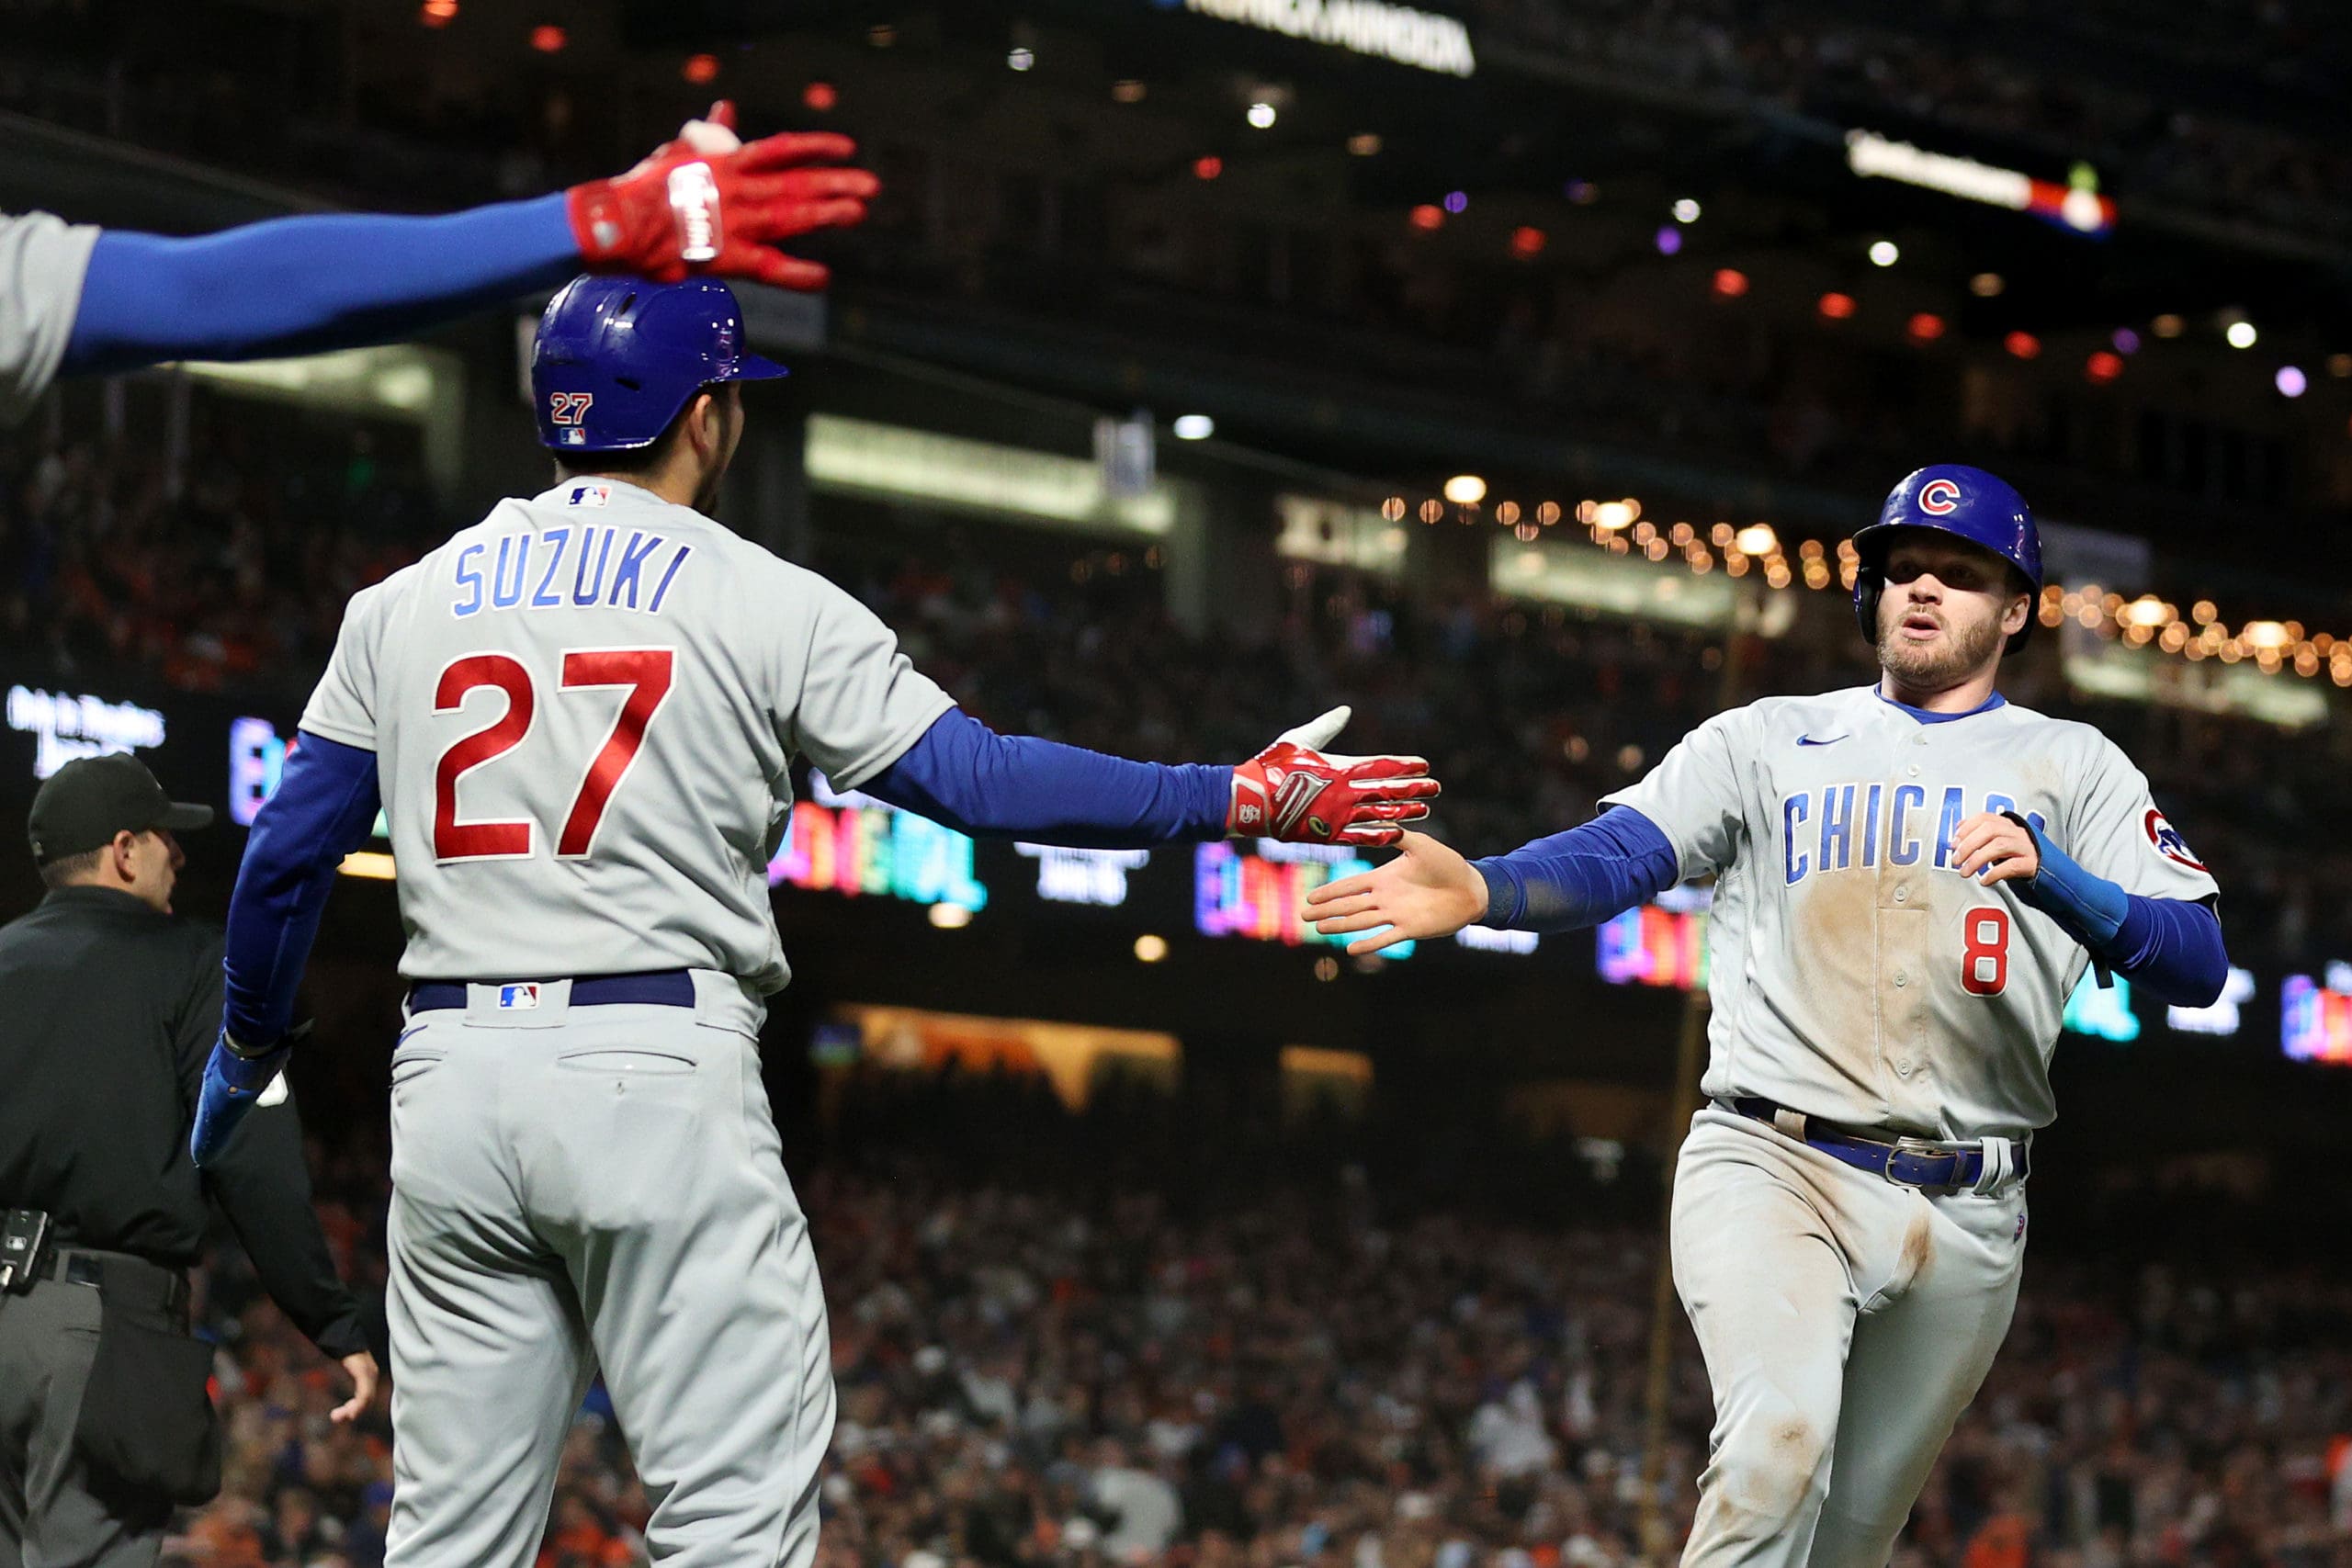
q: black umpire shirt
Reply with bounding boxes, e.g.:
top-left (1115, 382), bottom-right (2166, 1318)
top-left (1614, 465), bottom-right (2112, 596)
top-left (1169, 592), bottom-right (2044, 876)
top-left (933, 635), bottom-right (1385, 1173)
top-left (0, 886), bottom-right (366, 1359)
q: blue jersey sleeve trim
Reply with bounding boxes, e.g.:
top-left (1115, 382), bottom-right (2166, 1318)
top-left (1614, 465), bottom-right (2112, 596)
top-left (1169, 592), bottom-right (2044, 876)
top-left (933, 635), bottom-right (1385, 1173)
top-left (1471, 806), bottom-right (1679, 932)
top-left (858, 708), bottom-right (1232, 847)
top-left (64, 195), bottom-right (578, 376)
top-left (222, 732), bottom-right (383, 1048)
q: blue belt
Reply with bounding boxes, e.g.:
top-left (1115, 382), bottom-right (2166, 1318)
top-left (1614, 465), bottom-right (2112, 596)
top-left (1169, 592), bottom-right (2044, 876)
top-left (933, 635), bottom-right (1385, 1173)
top-left (408, 969), bottom-right (695, 1013)
top-left (1725, 1098), bottom-right (2029, 1191)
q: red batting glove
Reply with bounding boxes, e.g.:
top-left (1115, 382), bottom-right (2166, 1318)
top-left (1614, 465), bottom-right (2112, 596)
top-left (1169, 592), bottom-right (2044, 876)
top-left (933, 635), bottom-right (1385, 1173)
top-left (567, 103), bottom-right (879, 291)
top-left (1228, 706), bottom-right (1440, 848)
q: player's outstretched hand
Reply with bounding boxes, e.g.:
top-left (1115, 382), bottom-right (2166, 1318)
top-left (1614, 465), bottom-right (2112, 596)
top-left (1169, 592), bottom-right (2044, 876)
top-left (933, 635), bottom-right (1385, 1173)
top-left (1952, 811), bottom-right (2041, 887)
top-left (1228, 706), bottom-right (1439, 848)
top-left (1305, 829), bottom-right (1489, 956)
top-left (567, 99), bottom-right (879, 291)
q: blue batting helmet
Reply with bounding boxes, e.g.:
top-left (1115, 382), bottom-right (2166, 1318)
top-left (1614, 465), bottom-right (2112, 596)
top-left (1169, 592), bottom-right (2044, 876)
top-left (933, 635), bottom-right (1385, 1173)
top-left (531, 275), bottom-right (787, 452)
top-left (1850, 464), bottom-right (2042, 650)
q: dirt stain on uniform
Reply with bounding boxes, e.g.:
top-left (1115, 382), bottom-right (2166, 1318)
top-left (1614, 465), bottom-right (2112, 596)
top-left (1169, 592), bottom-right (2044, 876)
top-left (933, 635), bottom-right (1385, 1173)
top-left (1894, 1205), bottom-right (1935, 1294)
top-left (1792, 870), bottom-right (1883, 1089)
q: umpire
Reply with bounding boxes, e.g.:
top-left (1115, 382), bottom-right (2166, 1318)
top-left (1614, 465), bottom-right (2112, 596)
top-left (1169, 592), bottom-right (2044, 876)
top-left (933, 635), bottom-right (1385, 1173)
top-left (0, 754), bottom-right (377, 1565)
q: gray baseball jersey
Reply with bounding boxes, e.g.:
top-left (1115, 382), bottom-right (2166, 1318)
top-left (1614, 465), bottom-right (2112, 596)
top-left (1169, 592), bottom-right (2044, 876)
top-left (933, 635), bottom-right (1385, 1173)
top-left (300, 478), bottom-right (954, 990)
top-left (1606, 684), bottom-right (2217, 1141)
top-left (0, 211), bottom-right (100, 426)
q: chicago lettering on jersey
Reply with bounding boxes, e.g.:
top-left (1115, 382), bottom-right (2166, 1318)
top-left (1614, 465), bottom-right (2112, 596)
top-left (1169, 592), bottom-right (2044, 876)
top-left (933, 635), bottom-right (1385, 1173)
top-left (1781, 783), bottom-right (2046, 885)
top-left (450, 528), bottom-right (694, 618)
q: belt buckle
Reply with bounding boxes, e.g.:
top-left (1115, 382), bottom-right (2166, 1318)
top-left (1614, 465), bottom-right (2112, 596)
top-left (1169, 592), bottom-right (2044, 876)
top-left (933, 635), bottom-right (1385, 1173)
top-left (1884, 1135), bottom-right (1960, 1189)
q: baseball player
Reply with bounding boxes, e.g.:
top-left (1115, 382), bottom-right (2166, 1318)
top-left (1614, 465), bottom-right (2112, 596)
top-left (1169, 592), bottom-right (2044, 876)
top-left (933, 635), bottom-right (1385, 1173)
top-left (2, 102), bottom-right (865, 427)
top-left (1306, 466), bottom-right (2227, 1566)
top-left (187, 274), bottom-right (1437, 1567)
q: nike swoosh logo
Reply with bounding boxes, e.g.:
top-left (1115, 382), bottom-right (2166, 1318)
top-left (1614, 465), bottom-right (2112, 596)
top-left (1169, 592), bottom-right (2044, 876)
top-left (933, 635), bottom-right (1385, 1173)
top-left (1795, 734), bottom-right (1849, 748)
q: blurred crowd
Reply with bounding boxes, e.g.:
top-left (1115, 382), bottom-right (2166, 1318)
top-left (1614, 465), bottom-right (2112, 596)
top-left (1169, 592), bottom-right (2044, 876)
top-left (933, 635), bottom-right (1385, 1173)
top-left (168, 1075), bottom-right (2352, 1568)
top-left (0, 402), bottom-right (438, 696)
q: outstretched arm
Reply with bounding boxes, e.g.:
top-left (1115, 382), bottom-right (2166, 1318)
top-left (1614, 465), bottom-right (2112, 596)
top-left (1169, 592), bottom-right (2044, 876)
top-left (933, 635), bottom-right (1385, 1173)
top-left (1306, 807), bottom-right (1678, 956)
top-left (63, 104), bottom-right (875, 375)
top-left (857, 706), bottom-right (1438, 850)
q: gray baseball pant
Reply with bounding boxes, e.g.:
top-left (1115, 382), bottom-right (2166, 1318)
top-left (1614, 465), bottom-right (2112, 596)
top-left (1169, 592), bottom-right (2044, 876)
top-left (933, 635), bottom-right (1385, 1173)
top-left (1671, 1106), bottom-right (2027, 1568)
top-left (382, 975), bottom-right (833, 1568)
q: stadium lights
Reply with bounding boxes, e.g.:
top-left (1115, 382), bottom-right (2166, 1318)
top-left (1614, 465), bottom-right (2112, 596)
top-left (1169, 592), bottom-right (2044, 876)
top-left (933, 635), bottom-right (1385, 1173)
top-left (1172, 414), bottom-right (1215, 441)
top-left (530, 24), bottom-right (565, 51)
top-left (418, 0), bottom-right (457, 25)
top-left (683, 53), bottom-right (719, 84)
top-left (2152, 314), bottom-right (2185, 338)
top-left (1672, 198), bottom-right (1702, 223)
top-left (2277, 367), bottom-right (2307, 397)
top-left (1247, 101), bottom-right (1277, 129)
top-left (1907, 312), bottom-right (1946, 342)
top-left (1712, 269), bottom-right (1748, 298)
top-left (929, 902), bottom-right (974, 929)
top-left (1970, 273), bottom-right (2005, 298)
top-left (2331, 354), bottom-right (2352, 378)
top-left (1817, 292), bottom-right (1856, 321)
top-left (1656, 227), bottom-right (1683, 256)
top-left (1134, 934), bottom-right (1170, 964)
top-left (1442, 474), bottom-right (1487, 505)
top-left (1590, 499), bottom-right (1637, 531)
top-left (1408, 204), bottom-right (1442, 231)
top-left (2112, 328), bottom-right (2141, 355)
top-left (1868, 240), bottom-right (1899, 266)
top-left (2005, 331), bottom-right (2041, 360)
top-left (1442, 190), bottom-right (1469, 214)
top-left (1007, 46), bottom-right (1035, 70)
top-left (1348, 132), bottom-right (1382, 156)
top-left (2086, 351), bottom-right (2122, 384)
top-left (1510, 227), bottom-right (1546, 259)
top-left (802, 82), bottom-right (838, 112)
top-left (1846, 131), bottom-right (2115, 236)
top-left (1734, 524), bottom-right (1778, 557)
top-left (2226, 321), bottom-right (2257, 349)
top-left (1194, 156), bottom-right (1223, 181)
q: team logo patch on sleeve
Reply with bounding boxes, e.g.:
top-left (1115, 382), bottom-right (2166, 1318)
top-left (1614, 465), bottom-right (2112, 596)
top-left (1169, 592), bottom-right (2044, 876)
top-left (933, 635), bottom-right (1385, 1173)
top-left (2143, 808), bottom-right (2206, 872)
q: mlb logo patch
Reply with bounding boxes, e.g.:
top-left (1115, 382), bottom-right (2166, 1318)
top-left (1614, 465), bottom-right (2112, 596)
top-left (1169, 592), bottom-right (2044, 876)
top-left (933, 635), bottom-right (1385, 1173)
top-left (568, 483), bottom-right (610, 508)
top-left (498, 984), bottom-right (542, 1010)
top-left (2143, 808), bottom-right (2207, 872)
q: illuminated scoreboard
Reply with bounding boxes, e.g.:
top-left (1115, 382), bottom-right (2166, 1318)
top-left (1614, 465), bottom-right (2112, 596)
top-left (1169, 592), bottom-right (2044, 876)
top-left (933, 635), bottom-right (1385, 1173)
top-left (1597, 885), bottom-right (1711, 990)
top-left (2282, 964), bottom-right (2352, 1066)
top-left (768, 772), bottom-right (988, 914)
top-left (1193, 840), bottom-right (1414, 957)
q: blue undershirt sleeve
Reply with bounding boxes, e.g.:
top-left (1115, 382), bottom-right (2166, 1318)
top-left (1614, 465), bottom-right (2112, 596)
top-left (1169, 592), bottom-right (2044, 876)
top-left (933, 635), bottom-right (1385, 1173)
top-left (222, 732), bottom-right (383, 1048)
top-left (63, 194), bottom-right (579, 376)
top-left (858, 709), bottom-right (1233, 847)
top-left (2006, 812), bottom-right (2229, 1006)
top-left (1470, 806), bottom-right (1681, 932)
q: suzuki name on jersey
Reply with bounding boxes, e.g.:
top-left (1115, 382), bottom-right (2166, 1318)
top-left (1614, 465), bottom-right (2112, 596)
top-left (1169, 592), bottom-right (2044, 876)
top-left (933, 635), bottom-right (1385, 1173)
top-left (451, 528), bottom-right (694, 618)
top-left (1782, 782), bottom-right (2044, 885)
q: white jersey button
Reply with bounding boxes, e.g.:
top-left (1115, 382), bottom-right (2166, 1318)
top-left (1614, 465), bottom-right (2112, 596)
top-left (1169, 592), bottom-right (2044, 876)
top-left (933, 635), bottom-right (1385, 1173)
top-left (1894, 970), bottom-right (1909, 987)
top-left (1894, 886), bottom-right (1910, 904)
top-left (1907, 764), bottom-right (1921, 777)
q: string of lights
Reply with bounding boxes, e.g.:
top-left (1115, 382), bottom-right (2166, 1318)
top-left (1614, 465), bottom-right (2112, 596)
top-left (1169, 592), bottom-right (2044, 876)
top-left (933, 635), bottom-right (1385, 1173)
top-left (1383, 490), bottom-right (2352, 687)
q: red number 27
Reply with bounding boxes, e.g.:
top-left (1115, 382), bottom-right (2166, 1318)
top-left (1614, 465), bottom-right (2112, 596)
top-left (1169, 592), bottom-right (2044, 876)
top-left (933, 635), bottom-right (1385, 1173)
top-left (434, 649), bottom-right (674, 862)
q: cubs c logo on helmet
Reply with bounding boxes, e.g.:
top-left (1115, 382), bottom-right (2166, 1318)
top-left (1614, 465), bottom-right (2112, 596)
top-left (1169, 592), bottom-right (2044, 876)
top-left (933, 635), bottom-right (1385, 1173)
top-left (1917, 478), bottom-right (1962, 514)
top-left (2144, 808), bottom-right (2207, 872)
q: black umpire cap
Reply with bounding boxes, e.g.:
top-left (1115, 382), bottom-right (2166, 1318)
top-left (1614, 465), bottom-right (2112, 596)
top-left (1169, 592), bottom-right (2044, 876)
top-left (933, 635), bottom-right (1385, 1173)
top-left (27, 753), bottom-right (213, 864)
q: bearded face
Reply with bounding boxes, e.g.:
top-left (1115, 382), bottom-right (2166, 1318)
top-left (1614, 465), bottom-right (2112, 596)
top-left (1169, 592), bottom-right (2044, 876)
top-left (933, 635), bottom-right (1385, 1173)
top-left (1871, 535), bottom-right (2029, 690)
